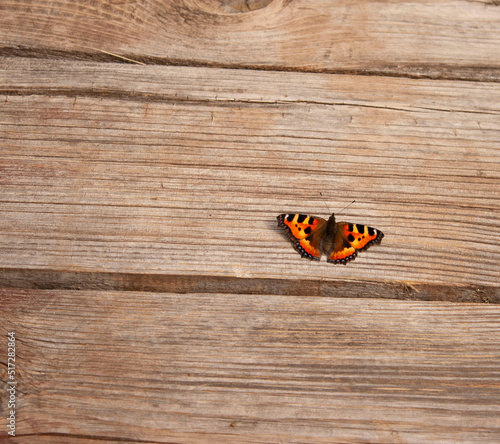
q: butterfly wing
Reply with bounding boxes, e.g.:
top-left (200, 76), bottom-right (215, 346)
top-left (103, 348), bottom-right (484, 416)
top-left (327, 222), bottom-right (384, 265)
top-left (343, 222), bottom-right (384, 250)
top-left (277, 214), bottom-right (326, 260)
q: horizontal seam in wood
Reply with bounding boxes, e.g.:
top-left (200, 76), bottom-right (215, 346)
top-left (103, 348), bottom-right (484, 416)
top-left (2, 88), bottom-right (500, 116)
top-left (1, 47), bottom-right (500, 83)
top-left (0, 268), bottom-right (498, 304)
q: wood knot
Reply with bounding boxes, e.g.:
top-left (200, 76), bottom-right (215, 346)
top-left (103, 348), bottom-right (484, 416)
top-left (194, 0), bottom-right (275, 14)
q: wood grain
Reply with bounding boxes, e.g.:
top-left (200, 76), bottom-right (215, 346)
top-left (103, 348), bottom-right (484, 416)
top-left (1, 57), bottom-right (499, 287)
top-left (1, 0), bottom-right (500, 80)
top-left (1, 1), bottom-right (500, 442)
top-left (1, 288), bottom-right (500, 442)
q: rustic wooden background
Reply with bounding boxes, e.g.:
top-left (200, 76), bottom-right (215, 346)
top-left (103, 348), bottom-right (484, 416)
top-left (1, 0), bottom-right (500, 442)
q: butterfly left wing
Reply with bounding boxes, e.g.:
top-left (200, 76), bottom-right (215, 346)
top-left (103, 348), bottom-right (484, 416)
top-left (277, 214), bottom-right (326, 260)
top-left (327, 222), bottom-right (384, 264)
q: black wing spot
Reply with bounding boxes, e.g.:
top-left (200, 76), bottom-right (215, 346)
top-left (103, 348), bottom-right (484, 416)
top-left (368, 227), bottom-right (375, 236)
top-left (347, 233), bottom-right (355, 242)
top-left (297, 214), bottom-right (307, 223)
top-left (304, 226), bottom-right (312, 234)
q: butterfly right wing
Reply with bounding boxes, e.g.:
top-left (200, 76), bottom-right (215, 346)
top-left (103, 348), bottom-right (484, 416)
top-left (327, 222), bottom-right (384, 264)
top-left (277, 214), bottom-right (326, 260)
top-left (327, 230), bottom-right (358, 264)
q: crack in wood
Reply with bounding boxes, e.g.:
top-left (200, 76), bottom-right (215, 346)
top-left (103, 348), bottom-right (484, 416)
top-left (1, 47), bottom-right (500, 83)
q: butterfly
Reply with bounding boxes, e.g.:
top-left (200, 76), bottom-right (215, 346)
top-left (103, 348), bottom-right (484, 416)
top-left (277, 213), bottom-right (384, 264)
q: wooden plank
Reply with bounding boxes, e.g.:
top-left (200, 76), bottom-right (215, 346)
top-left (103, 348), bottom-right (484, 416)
top-left (1, 58), bottom-right (499, 287)
top-left (1, 0), bottom-right (500, 80)
top-left (1, 288), bottom-right (500, 442)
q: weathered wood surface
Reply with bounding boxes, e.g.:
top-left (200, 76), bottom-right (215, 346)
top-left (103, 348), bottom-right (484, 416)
top-left (1, 56), bottom-right (499, 288)
top-left (1, 0), bottom-right (500, 442)
top-left (1, 0), bottom-right (500, 80)
top-left (2, 288), bottom-right (500, 443)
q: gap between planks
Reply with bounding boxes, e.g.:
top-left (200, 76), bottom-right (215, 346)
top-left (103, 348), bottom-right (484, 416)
top-left (0, 268), bottom-right (498, 304)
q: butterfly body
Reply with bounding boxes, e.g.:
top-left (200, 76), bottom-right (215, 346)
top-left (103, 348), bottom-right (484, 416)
top-left (277, 213), bottom-right (384, 265)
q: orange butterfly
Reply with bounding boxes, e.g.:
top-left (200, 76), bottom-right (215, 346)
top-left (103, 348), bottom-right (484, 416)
top-left (277, 213), bottom-right (384, 264)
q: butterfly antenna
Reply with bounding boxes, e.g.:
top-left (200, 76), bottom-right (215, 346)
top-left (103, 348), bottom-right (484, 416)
top-left (319, 192), bottom-right (332, 214)
top-left (337, 200), bottom-right (356, 215)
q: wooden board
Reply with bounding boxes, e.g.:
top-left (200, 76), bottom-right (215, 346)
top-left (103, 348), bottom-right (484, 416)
top-left (1, 57), bottom-right (499, 287)
top-left (1, 288), bottom-right (500, 443)
top-left (1, 0), bottom-right (500, 442)
top-left (1, 0), bottom-right (500, 80)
